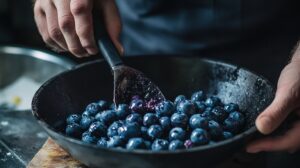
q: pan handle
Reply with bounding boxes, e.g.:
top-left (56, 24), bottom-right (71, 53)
top-left (93, 11), bottom-right (123, 69)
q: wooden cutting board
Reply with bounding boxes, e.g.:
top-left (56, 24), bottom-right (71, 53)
top-left (27, 138), bottom-right (87, 168)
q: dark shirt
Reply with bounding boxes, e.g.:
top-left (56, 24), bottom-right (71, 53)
top-left (115, 0), bottom-right (300, 82)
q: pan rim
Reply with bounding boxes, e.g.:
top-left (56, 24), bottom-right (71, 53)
top-left (32, 55), bottom-right (274, 155)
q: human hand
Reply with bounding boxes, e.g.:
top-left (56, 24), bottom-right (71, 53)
top-left (33, 0), bottom-right (123, 57)
top-left (247, 55), bottom-right (300, 153)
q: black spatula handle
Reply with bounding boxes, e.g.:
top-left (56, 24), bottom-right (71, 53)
top-left (97, 36), bottom-right (123, 68)
top-left (93, 10), bottom-right (123, 69)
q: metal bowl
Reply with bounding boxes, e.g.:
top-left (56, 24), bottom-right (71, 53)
top-left (0, 46), bottom-right (74, 111)
top-left (32, 56), bottom-right (275, 168)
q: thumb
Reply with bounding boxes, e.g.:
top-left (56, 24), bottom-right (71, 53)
top-left (256, 87), bottom-right (295, 134)
top-left (96, 0), bottom-right (124, 55)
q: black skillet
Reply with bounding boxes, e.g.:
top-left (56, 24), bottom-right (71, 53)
top-left (32, 55), bottom-right (274, 168)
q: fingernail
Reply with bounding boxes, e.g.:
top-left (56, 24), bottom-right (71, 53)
top-left (257, 116), bottom-right (272, 134)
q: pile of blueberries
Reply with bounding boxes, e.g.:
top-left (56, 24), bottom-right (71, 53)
top-left (65, 91), bottom-right (245, 151)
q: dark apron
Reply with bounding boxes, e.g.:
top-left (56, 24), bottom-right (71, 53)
top-left (115, 0), bottom-right (300, 83)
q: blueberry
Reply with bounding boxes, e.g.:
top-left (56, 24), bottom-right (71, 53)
top-left (210, 106), bottom-right (228, 122)
top-left (107, 136), bottom-right (125, 148)
top-left (144, 140), bottom-right (152, 149)
top-left (66, 114), bottom-right (81, 125)
top-left (141, 126), bottom-right (149, 139)
top-left (88, 121), bottom-right (107, 137)
top-left (116, 104), bottom-right (130, 119)
top-left (97, 137), bottom-right (108, 147)
top-left (66, 123), bottom-right (82, 138)
top-left (81, 132), bottom-right (97, 144)
top-left (82, 111), bottom-right (91, 117)
top-left (201, 107), bottom-right (213, 120)
top-left (147, 125), bottom-right (163, 140)
top-left (174, 95), bottom-right (186, 106)
top-left (224, 103), bottom-right (239, 113)
top-left (208, 120), bottom-right (223, 140)
top-left (190, 128), bottom-right (210, 145)
top-left (184, 140), bottom-right (194, 149)
top-left (229, 111), bottom-right (245, 125)
top-left (107, 121), bottom-right (124, 138)
top-left (80, 116), bottom-right (95, 130)
top-left (169, 127), bottom-right (186, 141)
top-left (170, 113), bottom-right (188, 128)
top-left (96, 110), bottom-right (117, 125)
top-left (143, 113), bottom-right (158, 127)
top-left (118, 122), bottom-right (141, 140)
top-left (110, 103), bottom-right (116, 110)
top-left (191, 91), bottom-right (206, 102)
top-left (129, 98), bottom-right (145, 113)
top-left (189, 114), bottom-right (209, 129)
top-left (126, 138), bottom-right (146, 150)
top-left (86, 103), bottom-right (100, 116)
top-left (155, 100), bottom-right (175, 117)
top-left (194, 101), bottom-right (206, 113)
top-left (223, 118), bottom-right (241, 134)
top-left (151, 139), bottom-right (169, 151)
top-left (223, 131), bottom-right (233, 139)
top-left (159, 117), bottom-right (171, 131)
top-left (169, 140), bottom-right (185, 150)
top-left (98, 100), bottom-right (109, 110)
top-left (177, 100), bottom-right (196, 116)
top-left (126, 113), bottom-right (143, 125)
top-left (205, 96), bottom-right (221, 107)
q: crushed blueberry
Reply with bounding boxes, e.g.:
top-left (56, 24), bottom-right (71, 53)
top-left (65, 90), bottom-right (245, 151)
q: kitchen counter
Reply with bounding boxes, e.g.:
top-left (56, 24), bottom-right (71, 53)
top-left (0, 110), bottom-right (47, 168)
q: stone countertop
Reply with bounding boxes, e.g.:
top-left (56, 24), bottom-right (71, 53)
top-left (0, 110), bottom-right (48, 168)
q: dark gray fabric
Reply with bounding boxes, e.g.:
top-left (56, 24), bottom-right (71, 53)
top-left (115, 0), bottom-right (300, 82)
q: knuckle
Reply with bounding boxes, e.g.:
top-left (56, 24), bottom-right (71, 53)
top-left (70, 0), bottom-right (89, 15)
top-left (49, 28), bottom-right (63, 40)
top-left (59, 15), bottom-right (74, 32)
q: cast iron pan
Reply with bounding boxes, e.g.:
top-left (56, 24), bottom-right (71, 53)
top-left (32, 56), bottom-right (274, 168)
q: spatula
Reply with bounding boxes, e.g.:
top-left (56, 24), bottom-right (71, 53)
top-left (96, 35), bottom-right (165, 108)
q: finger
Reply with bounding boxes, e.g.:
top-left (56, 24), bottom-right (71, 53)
top-left (42, 0), bottom-right (68, 50)
top-left (256, 87), bottom-right (296, 134)
top-left (34, 1), bottom-right (64, 52)
top-left (70, 0), bottom-right (98, 55)
top-left (97, 0), bottom-right (123, 55)
top-left (247, 121), bottom-right (300, 153)
top-left (53, 0), bottom-right (88, 57)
